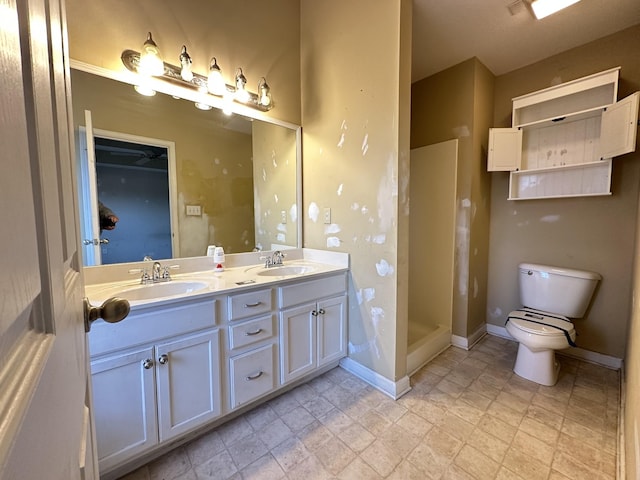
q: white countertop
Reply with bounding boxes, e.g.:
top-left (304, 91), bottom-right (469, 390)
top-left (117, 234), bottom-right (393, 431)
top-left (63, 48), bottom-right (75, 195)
top-left (84, 248), bottom-right (349, 310)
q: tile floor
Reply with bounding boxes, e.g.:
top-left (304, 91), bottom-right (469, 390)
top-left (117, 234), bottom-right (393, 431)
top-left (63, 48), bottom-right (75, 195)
top-left (118, 335), bottom-right (620, 480)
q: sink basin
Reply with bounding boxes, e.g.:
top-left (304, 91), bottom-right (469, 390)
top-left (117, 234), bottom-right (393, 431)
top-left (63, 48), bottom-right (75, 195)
top-left (257, 265), bottom-right (315, 277)
top-left (102, 281), bottom-right (209, 302)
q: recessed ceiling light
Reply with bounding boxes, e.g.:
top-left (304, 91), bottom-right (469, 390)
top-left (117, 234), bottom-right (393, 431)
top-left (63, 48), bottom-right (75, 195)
top-left (530, 0), bottom-right (581, 19)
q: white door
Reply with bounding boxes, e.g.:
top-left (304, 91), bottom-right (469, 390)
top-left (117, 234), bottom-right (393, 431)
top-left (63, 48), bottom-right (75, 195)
top-left (0, 0), bottom-right (97, 479)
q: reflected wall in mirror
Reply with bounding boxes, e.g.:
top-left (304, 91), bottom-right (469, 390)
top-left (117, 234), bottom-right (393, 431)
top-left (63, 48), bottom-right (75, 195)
top-left (71, 68), bottom-right (300, 266)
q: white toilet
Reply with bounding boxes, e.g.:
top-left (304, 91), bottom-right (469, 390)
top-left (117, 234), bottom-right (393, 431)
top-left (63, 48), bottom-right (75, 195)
top-left (505, 263), bottom-right (601, 386)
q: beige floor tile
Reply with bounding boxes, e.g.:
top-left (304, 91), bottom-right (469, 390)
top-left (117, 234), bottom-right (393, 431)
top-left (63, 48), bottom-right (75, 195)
top-left (511, 429), bottom-right (556, 466)
top-left (336, 457), bottom-right (383, 480)
top-left (360, 439), bottom-right (403, 477)
top-left (502, 447), bottom-right (550, 480)
top-left (240, 454), bottom-right (286, 480)
top-left (116, 336), bottom-right (620, 480)
top-left (477, 413), bottom-right (518, 444)
top-left (466, 427), bottom-right (510, 463)
top-left (454, 444), bottom-right (500, 479)
top-left (337, 422), bottom-right (376, 453)
top-left (313, 436), bottom-right (356, 475)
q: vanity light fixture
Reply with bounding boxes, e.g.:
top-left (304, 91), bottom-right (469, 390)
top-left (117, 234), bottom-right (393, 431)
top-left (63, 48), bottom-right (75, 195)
top-left (179, 46), bottom-right (194, 82)
top-left (258, 77), bottom-right (272, 107)
top-left (194, 102), bottom-right (213, 111)
top-left (530, 0), bottom-right (581, 19)
top-left (121, 37), bottom-right (274, 112)
top-left (207, 57), bottom-right (225, 96)
top-left (138, 32), bottom-right (164, 77)
top-left (234, 68), bottom-right (250, 103)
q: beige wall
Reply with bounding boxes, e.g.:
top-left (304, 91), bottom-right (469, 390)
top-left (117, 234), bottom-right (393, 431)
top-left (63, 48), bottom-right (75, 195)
top-left (411, 58), bottom-right (494, 338)
top-left (252, 121), bottom-right (298, 250)
top-left (300, 0), bottom-right (412, 381)
top-left (65, 0), bottom-right (301, 125)
top-left (71, 69), bottom-right (255, 256)
top-left (626, 188), bottom-right (640, 480)
top-left (487, 25), bottom-right (640, 358)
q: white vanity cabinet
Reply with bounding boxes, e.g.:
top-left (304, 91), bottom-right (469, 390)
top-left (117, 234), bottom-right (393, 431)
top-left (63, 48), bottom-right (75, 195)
top-left (278, 274), bottom-right (347, 385)
top-left (488, 67), bottom-right (639, 200)
top-left (89, 299), bottom-right (221, 473)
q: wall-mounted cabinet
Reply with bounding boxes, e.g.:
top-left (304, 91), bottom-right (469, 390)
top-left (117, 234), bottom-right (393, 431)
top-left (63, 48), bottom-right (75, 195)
top-left (488, 67), bottom-right (639, 200)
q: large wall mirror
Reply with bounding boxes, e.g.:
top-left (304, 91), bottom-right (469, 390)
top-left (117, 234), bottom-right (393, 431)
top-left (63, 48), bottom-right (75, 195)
top-left (70, 65), bottom-right (301, 266)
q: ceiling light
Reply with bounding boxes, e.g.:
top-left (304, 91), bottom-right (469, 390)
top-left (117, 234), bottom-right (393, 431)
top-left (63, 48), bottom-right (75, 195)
top-left (530, 0), bottom-right (581, 19)
top-left (138, 32), bottom-right (164, 76)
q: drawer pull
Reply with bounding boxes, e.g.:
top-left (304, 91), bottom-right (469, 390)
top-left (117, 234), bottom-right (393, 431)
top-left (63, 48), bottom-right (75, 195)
top-left (243, 301), bottom-right (262, 308)
top-left (245, 371), bottom-right (264, 381)
top-left (245, 328), bottom-right (263, 336)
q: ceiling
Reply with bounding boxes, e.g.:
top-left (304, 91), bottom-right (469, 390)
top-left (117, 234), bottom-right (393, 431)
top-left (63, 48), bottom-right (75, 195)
top-left (411, 0), bottom-right (640, 82)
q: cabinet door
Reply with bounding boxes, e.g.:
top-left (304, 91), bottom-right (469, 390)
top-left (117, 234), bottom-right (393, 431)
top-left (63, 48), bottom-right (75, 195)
top-left (280, 303), bottom-right (316, 384)
top-left (487, 128), bottom-right (522, 171)
top-left (156, 330), bottom-right (222, 442)
top-left (317, 295), bottom-right (347, 367)
top-left (91, 347), bottom-right (157, 472)
top-left (599, 92), bottom-right (640, 159)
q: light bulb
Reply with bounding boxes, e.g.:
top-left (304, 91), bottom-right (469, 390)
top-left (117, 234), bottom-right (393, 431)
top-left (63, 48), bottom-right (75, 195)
top-left (179, 45), bottom-right (193, 82)
top-left (235, 68), bottom-right (250, 103)
top-left (258, 78), bottom-right (272, 107)
top-left (207, 57), bottom-right (225, 95)
top-left (138, 32), bottom-right (164, 77)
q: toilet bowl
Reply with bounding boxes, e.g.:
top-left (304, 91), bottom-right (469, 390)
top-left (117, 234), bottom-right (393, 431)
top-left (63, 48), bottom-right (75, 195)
top-left (506, 263), bottom-right (600, 386)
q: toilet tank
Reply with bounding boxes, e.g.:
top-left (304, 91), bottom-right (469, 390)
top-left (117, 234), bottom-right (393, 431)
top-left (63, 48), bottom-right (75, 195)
top-left (519, 263), bottom-right (601, 318)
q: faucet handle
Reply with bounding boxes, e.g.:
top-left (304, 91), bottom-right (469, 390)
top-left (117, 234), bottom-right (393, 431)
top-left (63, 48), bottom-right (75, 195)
top-left (161, 266), bottom-right (171, 280)
top-left (140, 269), bottom-right (151, 284)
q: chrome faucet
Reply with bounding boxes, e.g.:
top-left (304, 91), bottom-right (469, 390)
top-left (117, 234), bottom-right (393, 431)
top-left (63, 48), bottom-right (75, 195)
top-left (138, 261), bottom-right (171, 284)
top-left (273, 251), bottom-right (285, 266)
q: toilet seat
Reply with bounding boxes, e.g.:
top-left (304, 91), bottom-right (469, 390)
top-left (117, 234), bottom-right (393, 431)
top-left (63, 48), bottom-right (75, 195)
top-left (506, 308), bottom-right (576, 347)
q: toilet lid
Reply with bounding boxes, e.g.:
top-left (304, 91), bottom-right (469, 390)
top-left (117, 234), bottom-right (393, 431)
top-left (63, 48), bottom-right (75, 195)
top-left (507, 309), bottom-right (574, 336)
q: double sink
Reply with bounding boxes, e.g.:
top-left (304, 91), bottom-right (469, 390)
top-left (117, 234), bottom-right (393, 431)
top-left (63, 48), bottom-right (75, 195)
top-left (86, 262), bottom-right (318, 305)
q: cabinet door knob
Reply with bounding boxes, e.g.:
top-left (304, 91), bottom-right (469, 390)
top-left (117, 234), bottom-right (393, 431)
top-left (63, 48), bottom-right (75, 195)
top-left (245, 328), bottom-right (263, 336)
top-left (318, 309), bottom-right (325, 315)
top-left (142, 359), bottom-right (154, 370)
top-left (158, 354), bottom-right (169, 365)
top-left (245, 371), bottom-right (264, 381)
top-left (311, 310), bottom-right (318, 316)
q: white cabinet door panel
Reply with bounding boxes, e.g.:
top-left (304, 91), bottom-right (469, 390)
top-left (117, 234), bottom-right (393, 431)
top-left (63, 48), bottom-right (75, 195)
top-left (599, 92), bottom-right (640, 159)
top-left (317, 295), bottom-right (347, 367)
top-left (156, 330), bottom-right (221, 441)
top-left (91, 347), bottom-right (157, 472)
top-left (488, 128), bottom-right (522, 171)
top-left (280, 303), bottom-right (316, 384)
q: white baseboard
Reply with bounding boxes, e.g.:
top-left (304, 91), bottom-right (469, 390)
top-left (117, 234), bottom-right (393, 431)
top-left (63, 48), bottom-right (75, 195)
top-left (486, 323), bottom-right (623, 370)
top-left (451, 324), bottom-right (487, 351)
top-left (339, 357), bottom-right (411, 400)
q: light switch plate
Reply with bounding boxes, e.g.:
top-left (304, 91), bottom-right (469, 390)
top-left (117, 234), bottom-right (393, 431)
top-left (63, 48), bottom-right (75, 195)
top-left (186, 205), bottom-right (202, 216)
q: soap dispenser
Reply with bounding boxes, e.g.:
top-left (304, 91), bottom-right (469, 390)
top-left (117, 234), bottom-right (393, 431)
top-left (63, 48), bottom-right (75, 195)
top-left (213, 246), bottom-right (225, 272)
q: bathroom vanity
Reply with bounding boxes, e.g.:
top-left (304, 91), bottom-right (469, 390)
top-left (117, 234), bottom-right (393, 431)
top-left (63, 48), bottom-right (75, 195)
top-left (84, 249), bottom-right (349, 479)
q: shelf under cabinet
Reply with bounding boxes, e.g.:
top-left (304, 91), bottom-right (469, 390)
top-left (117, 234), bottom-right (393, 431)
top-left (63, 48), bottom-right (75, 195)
top-left (508, 159), bottom-right (612, 200)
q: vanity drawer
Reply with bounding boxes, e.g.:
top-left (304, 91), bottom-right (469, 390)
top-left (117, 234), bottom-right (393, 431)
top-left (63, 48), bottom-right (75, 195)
top-left (278, 274), bottom-right (347, 308)
top-left (229, 343), bottom-right (276, 409)
top-left (228, 315), bottom-right (275, 351)
top-left (89, 299), bottom-right (217, 357)
top-left (228, 288), bottom-right (272, 321)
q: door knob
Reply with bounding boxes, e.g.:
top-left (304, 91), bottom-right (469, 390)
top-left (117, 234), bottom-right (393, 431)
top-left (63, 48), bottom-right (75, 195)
top-left (158, 354), bottom-right (169, 365)
top-left (84, 297), bottom-right (130, 332)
